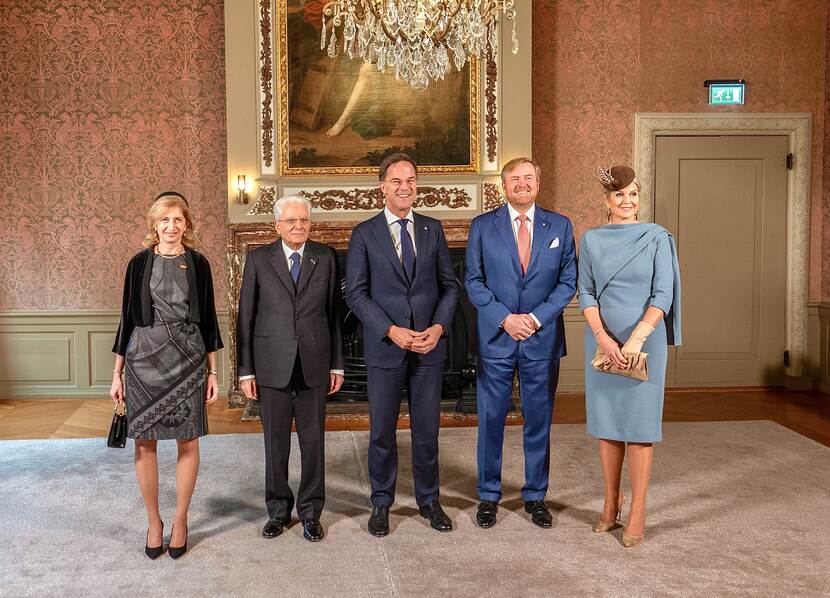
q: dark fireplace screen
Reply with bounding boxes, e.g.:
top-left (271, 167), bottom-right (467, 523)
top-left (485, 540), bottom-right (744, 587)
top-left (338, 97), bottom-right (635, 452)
top-left (334, 248), bottom-right (478, 411)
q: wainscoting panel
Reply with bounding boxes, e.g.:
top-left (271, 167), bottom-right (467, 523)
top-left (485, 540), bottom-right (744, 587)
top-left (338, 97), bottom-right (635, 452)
top-left (89, 331), bottom-right (120, 387)
top-left (0, 332), bottom-right (73, 382)
top-left (0, 312), bottom-right (230, 398)
top-left (3, 306), bottom-right (825, 399)
top-left (558, 304), bottom-right (586, 392)
top-left (818, 303), bottom-right (830, 395)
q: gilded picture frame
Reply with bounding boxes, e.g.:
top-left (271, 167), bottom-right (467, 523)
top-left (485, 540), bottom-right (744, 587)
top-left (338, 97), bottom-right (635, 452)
top-left (277, 0), bottom-right (480, 176)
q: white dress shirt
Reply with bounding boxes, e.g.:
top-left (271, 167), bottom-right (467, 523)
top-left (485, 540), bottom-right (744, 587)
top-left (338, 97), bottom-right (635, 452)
top-left (504, 203), bottom-right (541, 329)
top-left (239, 240), bottom-right (343, 381)
top-left (384, 206), bottom-right (417, 259)
top-left (507, 202), bottom-right (535, 246)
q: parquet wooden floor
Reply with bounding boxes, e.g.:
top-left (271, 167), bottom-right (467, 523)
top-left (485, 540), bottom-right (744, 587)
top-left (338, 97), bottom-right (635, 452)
top-left (0, 389), bottom-right (827, 447)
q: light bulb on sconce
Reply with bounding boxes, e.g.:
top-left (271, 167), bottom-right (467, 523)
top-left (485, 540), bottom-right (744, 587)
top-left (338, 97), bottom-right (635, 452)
top-left (236, 175), bottom-right (248, 204)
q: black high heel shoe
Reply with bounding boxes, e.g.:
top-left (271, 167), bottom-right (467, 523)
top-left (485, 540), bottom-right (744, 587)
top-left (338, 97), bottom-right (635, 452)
top-left (145, 522), bottom-right (164, 560)
top-left (168, 524), bottom-right (188, 560)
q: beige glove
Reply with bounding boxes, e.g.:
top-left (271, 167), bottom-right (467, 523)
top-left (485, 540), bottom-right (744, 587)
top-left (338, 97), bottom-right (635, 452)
top-left (621, 321), bottom-right (655, 354)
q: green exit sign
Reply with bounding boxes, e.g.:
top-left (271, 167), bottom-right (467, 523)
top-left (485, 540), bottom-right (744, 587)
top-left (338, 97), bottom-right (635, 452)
top-left (707, 80), bottom-right (745, 105)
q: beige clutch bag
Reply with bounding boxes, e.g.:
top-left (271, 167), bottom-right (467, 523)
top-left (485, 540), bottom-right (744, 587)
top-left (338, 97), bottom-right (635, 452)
top-left (591, 348), bottom-right (649, 382)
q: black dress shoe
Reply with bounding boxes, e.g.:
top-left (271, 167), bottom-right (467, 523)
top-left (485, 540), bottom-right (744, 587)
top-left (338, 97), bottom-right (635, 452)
top-left (168, 524), bottom-right (188, 559)
top-left (145, 522), bottom-right (164, 560)
top-left (525, 500), bottom-right (553, 528)
top-left (262, 516), bottom-right (290, 539)
top-left (368, 505), bottom-right (390, 537)
top-left (302, 519), bottom-right (324, 542)
top-left (475, 500), bottom-right (499, 529)
top-left (418, 500), bottom-right (452, 532)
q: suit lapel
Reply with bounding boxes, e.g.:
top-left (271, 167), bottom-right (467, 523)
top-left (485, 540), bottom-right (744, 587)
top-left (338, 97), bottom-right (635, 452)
top-left (267, 242), bottom-right (296, 295)
top-left (493, 205), bottom-right (522, 277)
top-left (296, 247), bottom-right (319, 294)
top-left (526, 210), bottom-right (552, 274)
top-left (411, 213), bottom-right (429, 286)
top-left (370, 212), bottom-right (408, 285)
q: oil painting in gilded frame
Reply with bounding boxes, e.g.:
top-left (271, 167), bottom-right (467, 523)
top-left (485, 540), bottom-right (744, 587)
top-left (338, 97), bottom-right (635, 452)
top-left (277, 0), bottom-right (480, 176)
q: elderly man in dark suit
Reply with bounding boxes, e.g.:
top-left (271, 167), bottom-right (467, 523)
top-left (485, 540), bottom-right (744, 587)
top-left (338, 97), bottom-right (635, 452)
top-left (346, 153), bottom-right (459, 536)
top-left (237, 195), bottom-right (344, 542)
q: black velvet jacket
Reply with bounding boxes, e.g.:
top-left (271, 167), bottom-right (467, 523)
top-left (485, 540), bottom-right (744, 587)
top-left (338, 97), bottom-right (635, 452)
top-left (112, 247), bottom-right (224, 356)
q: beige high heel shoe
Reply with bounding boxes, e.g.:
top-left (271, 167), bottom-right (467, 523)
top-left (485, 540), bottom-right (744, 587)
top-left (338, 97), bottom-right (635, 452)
top-left (622, 506), bottom-right (645, 547)
top-left (622, 531), bottom-right (643, 548)
top-left (593, 493), bottom-right (624, 533)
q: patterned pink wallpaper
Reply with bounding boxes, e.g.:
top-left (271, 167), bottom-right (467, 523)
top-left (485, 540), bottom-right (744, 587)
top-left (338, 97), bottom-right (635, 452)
top-left (0, 1), bottom-right (228, 310)
top-left (1, 2), bottom-right (826, 307)
top-left (824, 7), bottom-right (830, 301)
top-left (532, 0), bottom-right (828, 300)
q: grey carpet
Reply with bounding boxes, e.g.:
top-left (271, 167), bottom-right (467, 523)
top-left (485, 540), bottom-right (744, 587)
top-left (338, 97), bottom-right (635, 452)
top-left (0, 421), bottom-right (828, 598)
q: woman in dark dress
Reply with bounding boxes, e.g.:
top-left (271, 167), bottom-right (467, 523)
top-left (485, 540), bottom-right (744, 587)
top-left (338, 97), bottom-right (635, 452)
top-left (110, 192), bottom-right (223, 559)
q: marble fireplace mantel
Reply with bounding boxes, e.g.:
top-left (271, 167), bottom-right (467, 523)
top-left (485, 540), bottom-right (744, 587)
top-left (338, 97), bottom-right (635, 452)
top-left (226, 219), bottom-right (472, 408)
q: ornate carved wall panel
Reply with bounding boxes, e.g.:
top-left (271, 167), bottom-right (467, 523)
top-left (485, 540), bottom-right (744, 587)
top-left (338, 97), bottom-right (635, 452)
top-left (248, 184), bottom-right (476, 216)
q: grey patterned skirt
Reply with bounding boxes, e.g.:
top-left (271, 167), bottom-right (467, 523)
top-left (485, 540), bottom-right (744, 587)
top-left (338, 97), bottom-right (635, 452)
top-left (124, 320), bottom-right (208, 440)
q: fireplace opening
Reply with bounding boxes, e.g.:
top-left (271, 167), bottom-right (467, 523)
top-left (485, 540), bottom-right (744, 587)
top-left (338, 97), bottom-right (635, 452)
top-left (332, 248), bottom-right (479, 412)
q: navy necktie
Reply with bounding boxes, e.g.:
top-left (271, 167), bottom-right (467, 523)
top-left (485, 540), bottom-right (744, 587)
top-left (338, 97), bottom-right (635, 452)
top-left (289, 251), bottom-right (301, 284)
top-left (397, 219), bottom-right (415, 283)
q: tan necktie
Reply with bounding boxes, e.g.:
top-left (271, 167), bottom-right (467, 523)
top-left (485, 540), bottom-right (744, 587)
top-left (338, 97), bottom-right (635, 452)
top-left (517, 214), bottom-right (530, 275)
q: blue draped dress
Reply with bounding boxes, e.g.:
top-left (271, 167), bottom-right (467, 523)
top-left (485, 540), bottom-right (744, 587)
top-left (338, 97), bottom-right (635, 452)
top-left (577, 223), bottom-right (682, 442)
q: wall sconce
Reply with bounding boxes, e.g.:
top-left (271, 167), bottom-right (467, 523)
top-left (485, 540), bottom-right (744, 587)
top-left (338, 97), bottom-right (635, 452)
top-left (236, 175), bottom-right (248, 204)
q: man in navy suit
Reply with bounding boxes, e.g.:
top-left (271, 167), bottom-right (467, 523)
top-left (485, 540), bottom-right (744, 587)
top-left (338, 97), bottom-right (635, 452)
top-left (346, 153), bottom-right (459, 536)
top-left (465, 157), bottom-right (577, 529)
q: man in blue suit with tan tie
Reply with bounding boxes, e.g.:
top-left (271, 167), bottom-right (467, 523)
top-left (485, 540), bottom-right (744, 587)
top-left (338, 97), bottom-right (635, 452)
top-left (465, 157), bottom-right (577, 529)
top-left (346, 153), bottom-right (459, 537)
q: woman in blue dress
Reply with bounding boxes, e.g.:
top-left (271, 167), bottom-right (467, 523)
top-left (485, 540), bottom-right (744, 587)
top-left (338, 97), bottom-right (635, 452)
top-left (577, 165), bottom-right (681, 548)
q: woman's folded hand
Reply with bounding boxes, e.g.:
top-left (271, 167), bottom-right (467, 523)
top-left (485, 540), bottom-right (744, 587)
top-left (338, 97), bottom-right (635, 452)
top-left (595, 330), bottom-right (628, 368)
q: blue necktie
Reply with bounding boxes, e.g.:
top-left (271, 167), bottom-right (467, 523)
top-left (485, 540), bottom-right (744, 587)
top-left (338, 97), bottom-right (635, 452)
top-left (289, 251), bottom-right (301, 284)
top-left (397, 219), bottom-right (415, 283)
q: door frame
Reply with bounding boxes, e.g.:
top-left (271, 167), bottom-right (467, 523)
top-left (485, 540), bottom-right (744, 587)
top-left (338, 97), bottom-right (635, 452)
top-left (634, 113), bottom-right (812, 378)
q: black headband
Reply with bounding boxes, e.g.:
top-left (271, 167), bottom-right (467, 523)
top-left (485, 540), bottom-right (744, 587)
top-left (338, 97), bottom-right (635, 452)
top-left (154, 191), bottom-right (189, 206)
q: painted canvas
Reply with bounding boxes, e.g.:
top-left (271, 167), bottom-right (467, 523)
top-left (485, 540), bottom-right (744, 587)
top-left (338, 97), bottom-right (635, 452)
top-left (278, 0), bottom-right (479, 175)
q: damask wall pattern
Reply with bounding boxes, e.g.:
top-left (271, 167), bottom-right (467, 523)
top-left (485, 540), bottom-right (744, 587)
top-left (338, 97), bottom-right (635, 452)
top-left (2, 1), bottom-right (827, 307)
top-left (824, 8), bottom-right (830, 301)
top-left (532, 0), bottom-right (828, 301)
top-left (0, 0), bottom-right (228, 310)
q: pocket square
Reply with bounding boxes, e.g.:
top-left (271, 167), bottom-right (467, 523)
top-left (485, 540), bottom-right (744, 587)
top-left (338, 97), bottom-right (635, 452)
top-left (549, 237), bottom-right (560, 249)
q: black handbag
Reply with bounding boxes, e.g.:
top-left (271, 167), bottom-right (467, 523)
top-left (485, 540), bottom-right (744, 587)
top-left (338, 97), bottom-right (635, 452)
top-left (107, 402), bottom-right (127, 448)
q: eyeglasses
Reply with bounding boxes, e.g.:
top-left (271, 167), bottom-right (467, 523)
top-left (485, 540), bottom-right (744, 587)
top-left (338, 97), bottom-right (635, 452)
top-left (278, 218), bottom-right (311, 227)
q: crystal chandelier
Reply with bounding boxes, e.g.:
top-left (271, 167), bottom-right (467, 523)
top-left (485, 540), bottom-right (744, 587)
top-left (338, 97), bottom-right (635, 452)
top-left (320, 0), bottom-right (518, 90)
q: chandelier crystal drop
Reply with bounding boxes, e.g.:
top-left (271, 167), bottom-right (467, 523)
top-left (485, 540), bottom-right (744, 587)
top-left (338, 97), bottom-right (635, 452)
top-left (320, 0), bottom-right (518, 90)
